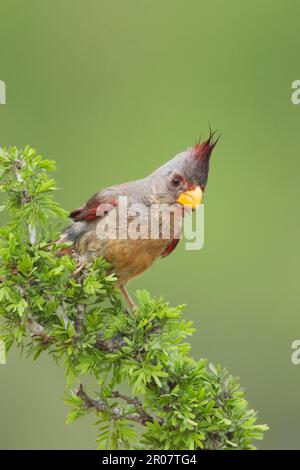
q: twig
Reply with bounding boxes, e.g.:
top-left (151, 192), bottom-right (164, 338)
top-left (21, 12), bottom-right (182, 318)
top-left (15, 159), bottom-right (36, 245)
top-left (27, 316), bottom-right (52, 343)
top-left (28, 224), bottom-right (37, 245)
top-left (74, 304), bottom-right (84, 347)
top-left (95, 333), bottom-right (125, 352)
top-left (111, 390), bottom-right (159, 425)
top-left (77, 384), bottom-right (155, 425)
top-left (77, 384), bottom-right (107, 412)
top-left (15, 284), bottom-right (52, 343)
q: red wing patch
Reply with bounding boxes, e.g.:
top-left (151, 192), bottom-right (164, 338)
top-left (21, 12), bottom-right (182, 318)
top-left (70, 198), bottom-right (117, 222)
top-left (161, 238), bottom-right (180, 258)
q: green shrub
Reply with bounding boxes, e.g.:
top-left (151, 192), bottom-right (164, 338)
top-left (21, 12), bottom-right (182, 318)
top-left (0, 146), bottom-right (268, 450)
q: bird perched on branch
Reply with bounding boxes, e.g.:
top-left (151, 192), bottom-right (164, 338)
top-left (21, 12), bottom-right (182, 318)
top-left (61, 132), bottom-right (219, 309)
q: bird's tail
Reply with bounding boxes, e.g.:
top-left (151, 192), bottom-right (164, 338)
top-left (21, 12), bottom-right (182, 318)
top-left (59, 221), bottom-right (87, 243)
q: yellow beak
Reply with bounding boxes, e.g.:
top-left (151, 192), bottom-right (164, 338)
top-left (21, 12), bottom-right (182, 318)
top-left (176, 186), bottom-right (203, 209)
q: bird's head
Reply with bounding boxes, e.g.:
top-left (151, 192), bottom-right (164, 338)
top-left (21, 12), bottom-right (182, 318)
top-left (150, 131), bottom-right (219, 208)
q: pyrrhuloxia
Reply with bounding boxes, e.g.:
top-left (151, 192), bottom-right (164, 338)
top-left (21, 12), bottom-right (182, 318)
top-left (62, 132), bottom-right (219, 309)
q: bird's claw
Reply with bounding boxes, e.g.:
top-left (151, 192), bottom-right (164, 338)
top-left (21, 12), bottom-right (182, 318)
top-left (73, 259), bottom-right (85, 276)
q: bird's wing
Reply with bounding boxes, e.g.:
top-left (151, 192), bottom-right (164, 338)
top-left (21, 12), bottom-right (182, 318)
top-left (161, 238), bottom-right (180, 257)
top-left (69, 191), bottom-right (118, 222)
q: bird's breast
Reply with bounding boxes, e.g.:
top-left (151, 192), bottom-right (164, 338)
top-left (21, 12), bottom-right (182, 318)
top-left (74, 203), bottom-right (184, 285)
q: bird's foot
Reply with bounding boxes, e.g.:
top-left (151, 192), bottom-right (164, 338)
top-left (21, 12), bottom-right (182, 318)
top-left (73, 258), bottom-right (85, 276)
top-left (119, 285), bottom-right (136, 312)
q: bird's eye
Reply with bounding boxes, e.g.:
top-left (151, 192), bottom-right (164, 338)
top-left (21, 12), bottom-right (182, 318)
top-left (172, 176), bottom-right (182, 187)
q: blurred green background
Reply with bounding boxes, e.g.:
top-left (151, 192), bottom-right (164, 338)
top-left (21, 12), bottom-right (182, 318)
top-left (0, 0), bottom-right (299, 450)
